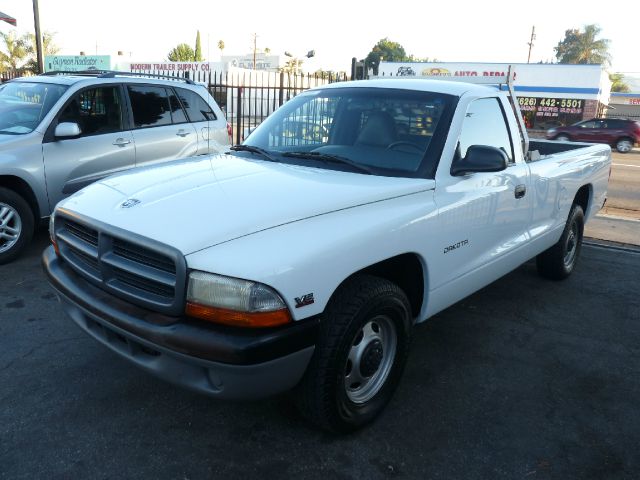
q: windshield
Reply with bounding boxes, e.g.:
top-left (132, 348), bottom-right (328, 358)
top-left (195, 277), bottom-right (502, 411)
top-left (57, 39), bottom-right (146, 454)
top-left (0, 81), bottom-right (68, 135)
top-left (243, 87), bottom-right (456, 178)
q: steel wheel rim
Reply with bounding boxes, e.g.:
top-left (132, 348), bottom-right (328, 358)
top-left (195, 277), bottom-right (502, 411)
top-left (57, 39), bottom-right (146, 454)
top-left (0, 202), bottom-right (22, 254)
top-left (344, 315), bottom-right (397, 404)
top-left (564, 220), bottom-right (579, 268)
top-left (617, 140), bottom-right (632, 153)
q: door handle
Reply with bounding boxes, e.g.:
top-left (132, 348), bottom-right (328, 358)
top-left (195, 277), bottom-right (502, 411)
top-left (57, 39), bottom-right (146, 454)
top-left (176, 129), bottom-right (191, 137)
top-left (112, 138), bottom-right (131, 146)
top-left (515, 184), bottom-right (527, 199)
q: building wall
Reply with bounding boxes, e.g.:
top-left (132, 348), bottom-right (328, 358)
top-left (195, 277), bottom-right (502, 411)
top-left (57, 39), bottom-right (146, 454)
top-left (608, 93), bottom-right (640, 119)
top-left (377, 62), bottom-right (611, 129)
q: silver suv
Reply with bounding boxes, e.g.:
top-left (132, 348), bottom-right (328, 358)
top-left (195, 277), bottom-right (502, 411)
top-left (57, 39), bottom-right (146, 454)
top-left (0, 71), bottom-right (231, 263)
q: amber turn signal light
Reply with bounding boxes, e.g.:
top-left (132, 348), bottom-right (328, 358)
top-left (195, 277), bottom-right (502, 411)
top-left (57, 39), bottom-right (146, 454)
top-left (186, 302), bottom-right (292, 328)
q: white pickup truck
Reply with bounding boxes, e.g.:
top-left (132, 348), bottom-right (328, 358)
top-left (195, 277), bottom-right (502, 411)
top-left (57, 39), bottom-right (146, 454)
top-left (43, 74), bottom-right (611, 432)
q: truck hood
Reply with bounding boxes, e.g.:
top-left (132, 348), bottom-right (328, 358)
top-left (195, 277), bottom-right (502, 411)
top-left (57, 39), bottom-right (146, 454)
top-left (58, 154), bottom-right (435, 255)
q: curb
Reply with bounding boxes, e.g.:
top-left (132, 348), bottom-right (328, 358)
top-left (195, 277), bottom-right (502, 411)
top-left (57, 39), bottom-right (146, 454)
top-left (584, 238), bottom-right (640, 254)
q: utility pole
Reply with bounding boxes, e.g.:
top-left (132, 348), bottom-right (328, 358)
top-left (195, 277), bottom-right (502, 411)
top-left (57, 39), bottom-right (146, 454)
top-left (32, 0), bottom-right (44, 73)
top-left (252, 33), bottom-right (257, 70)
top-left (527, 26), bottom-right (536, 64)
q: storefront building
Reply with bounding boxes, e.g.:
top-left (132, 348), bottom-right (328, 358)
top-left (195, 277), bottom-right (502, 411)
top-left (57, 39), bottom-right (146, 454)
top-left (607, 92), bottom-right (640, 120)
top-left (376, 62), bottom-right (611, 130)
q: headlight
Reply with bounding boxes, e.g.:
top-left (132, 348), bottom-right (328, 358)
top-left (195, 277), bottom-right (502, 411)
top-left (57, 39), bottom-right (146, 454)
top-left (548, 128), bottom-right (557, 134)
top-left (186, 271), bottom-right (291, 328)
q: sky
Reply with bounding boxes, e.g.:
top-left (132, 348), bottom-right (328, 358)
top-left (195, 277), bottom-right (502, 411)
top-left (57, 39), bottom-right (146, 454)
top-left (2, 0), bottom-right (638, 76)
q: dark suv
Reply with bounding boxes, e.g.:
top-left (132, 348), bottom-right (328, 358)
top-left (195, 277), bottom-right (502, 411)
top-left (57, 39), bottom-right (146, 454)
top-left (546, 118), bottom-right (640, 153)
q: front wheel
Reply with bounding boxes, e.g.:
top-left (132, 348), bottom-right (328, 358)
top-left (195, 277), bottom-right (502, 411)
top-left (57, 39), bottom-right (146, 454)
top-left (295, 275), bottom-right (412, 432)
top-left (0, 187), bottom-right (35, 265)
top-left (536, 204), bottom-right (584, 280)
top-left (555, 134), bottom-right (570, 142)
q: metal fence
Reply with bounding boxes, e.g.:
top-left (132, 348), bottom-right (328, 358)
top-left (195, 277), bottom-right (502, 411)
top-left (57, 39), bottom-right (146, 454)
top-left (131, 68), bottom-right (348, 144)
top-left (605, 112), bottom-right (640, 120)
top-left (0, 69), bottom-right (27, 83)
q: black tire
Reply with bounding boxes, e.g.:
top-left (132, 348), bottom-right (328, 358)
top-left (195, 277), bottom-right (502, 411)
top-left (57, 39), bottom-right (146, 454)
top-left (0, 187), bottom-right (35, 265)
top-left (295, 274), bottom-right (412, 433)
top-left (536, 204), bottom-right (584, 280)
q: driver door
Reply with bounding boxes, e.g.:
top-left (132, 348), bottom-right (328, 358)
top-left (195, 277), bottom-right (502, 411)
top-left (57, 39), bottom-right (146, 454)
top-left (42, 84), bottom-right (135, 210)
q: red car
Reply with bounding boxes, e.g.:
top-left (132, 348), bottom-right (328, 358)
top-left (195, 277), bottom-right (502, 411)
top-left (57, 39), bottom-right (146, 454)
top-left (546, 118), bottom-right (640, 153)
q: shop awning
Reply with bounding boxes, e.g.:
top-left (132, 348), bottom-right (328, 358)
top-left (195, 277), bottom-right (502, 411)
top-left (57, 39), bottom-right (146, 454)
top-left (0, 11), bottom-right (16, 26)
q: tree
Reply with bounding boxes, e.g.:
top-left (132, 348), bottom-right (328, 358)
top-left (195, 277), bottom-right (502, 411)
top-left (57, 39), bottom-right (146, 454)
top-left (0, 31), bottom-right (27, 72)
top-left (554, 24), bottom-right (611, 66)
top-left (609, 73), bottom-right (630, 93)
top-left (167, 43), bottom-right (195, 62)
top-left (23, 31), bottom-right (60, 74)
top-left (364, 38), bottom-right (408, 75)
top-left (217, 40), bottom-right (225, 58)
top-left (194, 31), bottom-right (203, 61)
top-left (280, 58), bottom-right (303, 74)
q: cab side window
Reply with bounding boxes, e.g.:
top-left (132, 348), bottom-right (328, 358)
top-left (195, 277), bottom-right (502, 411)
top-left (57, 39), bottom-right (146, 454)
top-left (457, 97), bottom-right (514, 163)
top-left (58, 86), bottom-right (123, 136)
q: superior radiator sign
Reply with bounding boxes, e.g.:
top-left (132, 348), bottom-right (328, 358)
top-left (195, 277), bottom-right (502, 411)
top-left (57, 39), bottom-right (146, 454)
top-left (44, 55), bottom-right (111, 72)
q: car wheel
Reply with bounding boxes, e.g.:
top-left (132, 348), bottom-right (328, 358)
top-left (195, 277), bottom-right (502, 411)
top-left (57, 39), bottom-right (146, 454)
top-left (0, 187), bottom-right (35, 265)
top-left (536, 204), bottom-right (584, 280)
top-left (555, 134), bottom-right (570, 142)
top-left (616, 138), bottom-right (633, 153)
top-left (295, 274), bottom-right (412, 432)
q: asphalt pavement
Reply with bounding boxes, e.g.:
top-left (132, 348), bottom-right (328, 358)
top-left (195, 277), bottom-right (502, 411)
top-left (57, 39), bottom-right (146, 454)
top-left (1, 231), bottom-right (639, 479)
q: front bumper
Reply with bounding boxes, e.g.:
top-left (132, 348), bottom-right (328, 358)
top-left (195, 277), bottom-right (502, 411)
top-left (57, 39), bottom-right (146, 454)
top-left (42, 246), bottom-right (318, 399)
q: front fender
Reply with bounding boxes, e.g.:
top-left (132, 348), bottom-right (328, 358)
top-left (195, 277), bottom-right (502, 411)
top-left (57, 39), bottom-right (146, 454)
top-left (185, 190), bottom-right (439, 321)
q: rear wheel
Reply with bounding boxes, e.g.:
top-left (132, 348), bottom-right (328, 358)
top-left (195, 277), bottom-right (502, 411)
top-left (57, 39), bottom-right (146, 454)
top-left (0, 187), bottom-right (34, 265)
top-left (295, 275), bottom-right (412, 432)
top-left (536, 204), bottom-right (584, 280)
top-left (616, 137), bottom-right (633, 153)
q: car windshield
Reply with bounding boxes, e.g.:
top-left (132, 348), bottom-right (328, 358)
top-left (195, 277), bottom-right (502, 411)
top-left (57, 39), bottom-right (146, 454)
top-left (0, 81), bottom-right (68, 135)
top-left (243, 87), bottom-right (456, 178)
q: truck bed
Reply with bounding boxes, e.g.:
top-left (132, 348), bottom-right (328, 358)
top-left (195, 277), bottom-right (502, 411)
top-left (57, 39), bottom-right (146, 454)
top-left (529, 139), bottom-right (608, 160)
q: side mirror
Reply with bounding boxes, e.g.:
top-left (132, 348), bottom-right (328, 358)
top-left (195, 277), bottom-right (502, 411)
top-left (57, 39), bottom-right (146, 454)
top-left (54, 122), bottom-right (81, 138)
top-left (451, 145), bottom-right (509, 176)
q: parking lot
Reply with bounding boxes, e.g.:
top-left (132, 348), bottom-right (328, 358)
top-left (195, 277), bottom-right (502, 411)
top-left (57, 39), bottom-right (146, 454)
top-left (1, 230), bottom-right (639, 479)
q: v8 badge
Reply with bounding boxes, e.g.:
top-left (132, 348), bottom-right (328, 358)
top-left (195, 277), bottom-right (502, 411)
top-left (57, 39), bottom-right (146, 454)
top-left (295, 293), bottom-right (314, 308)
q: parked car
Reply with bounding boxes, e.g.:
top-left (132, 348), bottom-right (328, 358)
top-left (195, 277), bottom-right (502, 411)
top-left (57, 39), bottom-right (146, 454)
top-left (0, 71), bottom-right (230, 263)
top-left (44, 76), bottom-right (610, 432)
top-left (546, 118), bottom-right (640, 153)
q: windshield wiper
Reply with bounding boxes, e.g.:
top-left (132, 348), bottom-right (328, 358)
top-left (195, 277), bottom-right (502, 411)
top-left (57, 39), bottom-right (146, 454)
top-left (282, 151), bottom-right (373, 175)
top-left (228, 144), bottom-right (279, 162)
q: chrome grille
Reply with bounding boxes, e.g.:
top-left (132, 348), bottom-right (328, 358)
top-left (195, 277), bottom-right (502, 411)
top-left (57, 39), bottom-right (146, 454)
top-left (55, 214), bottom-right (186, 315)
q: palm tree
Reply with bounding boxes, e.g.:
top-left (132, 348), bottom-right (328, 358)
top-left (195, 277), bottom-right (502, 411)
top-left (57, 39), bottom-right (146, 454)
top-left (554, 24), bottom-right (611, 66)
top-left (609, 73), bottom-right (631, 93)
top-left (0, 31), bottom-right (27, 72)
top-left (23, 31), bottom-right (60, 74)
